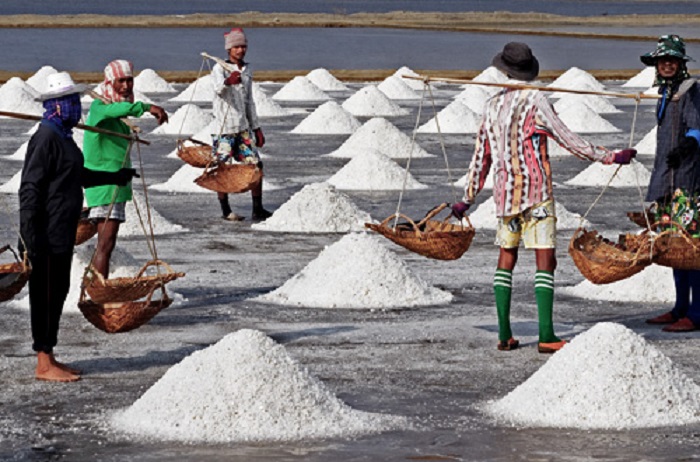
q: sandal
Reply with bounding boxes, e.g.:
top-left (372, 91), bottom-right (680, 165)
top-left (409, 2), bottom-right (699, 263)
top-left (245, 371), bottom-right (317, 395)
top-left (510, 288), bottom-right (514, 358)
top-left (497, 337), bottom-right (519, 351)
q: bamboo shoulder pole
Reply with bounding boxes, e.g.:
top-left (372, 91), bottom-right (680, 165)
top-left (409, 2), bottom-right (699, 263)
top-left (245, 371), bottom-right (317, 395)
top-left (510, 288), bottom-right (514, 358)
top-left (403, 74), bottom-right (660, 100)
top-left (201, 52), bottom-right (237, 73)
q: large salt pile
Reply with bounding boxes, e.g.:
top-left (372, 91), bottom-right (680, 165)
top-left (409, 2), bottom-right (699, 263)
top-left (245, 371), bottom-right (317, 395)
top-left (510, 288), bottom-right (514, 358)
top-left (111, 328), bottom-right (406, 442)
top-left (120, 193), bottom-right (187, 236)
top-left (256, 233), bottom-right (452, 308)
top-left (553, 93), bottom-right (621, 114)
top-left (8, 127), bottom-right (85, 161)
top-left (169, 74), bottom-right (213, 102)
top-left (327, 117), bottom-right (433, 159)
top-left (326, 149), bottom-right (428, 191)
top-left (486, 322), bottom-right (700, 429)
top-left (0, 77), bottom-right (43, 116)
top-left (377, 75), bottom-right (420, 100)
top-left (472, 66), bottom-right (508, 84)
top-left (393, 66), bottom-right (424, 90)
top-left (623, 67), bottom-right (656, 88)
top-left (150, 165), bottom-right (209, 193)
top-left (25, 65), bottom-right (58, 93)
top-left (341, 85), bottom-right (409, 117)
top-left (548, 67), bottom-right (606, 95)
top-left (272, 76), bottom-right (330, 102)
top-left (566, 159), bottom-right (651, 187)
top-left (134, 69), bottom-right (176, 93)
top-left (252, 84), bottom-right (294, 117)
top-left (634, 126), bottom-right (657, 155)
top-left (306, 68), bottom-right (348, 91)
top-left (291, 101), bottom-right (361, 135)
top-left (454, 85), bottom-right (493, 114)
top-left (469, 196), bottom-right (589, 229)
top-left (417, 100), bottom-right (481, 134)
top-left (251, 182), bottom-right (371, 233)
top-left (149, 103), bottom-right (213, 135)
top-left (562, 264), bottom-right (673, 303)
top-left (0, 170), bottom-right (22, 194)
top-left (555, 102), bottom-right (621, 133)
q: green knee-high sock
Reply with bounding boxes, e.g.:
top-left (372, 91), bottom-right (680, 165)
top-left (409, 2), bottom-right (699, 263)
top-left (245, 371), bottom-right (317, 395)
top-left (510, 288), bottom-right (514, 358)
top-left (535, 270), bottom-right (560, 343)
top-left (494, 268), bottom-right (513, 342)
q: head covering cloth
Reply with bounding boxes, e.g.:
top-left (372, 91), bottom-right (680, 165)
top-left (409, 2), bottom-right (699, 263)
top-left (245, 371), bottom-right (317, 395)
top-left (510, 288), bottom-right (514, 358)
top-left (224, 28), bottom-right (247, 50)
top-left (100, 59), bottom-right (135, 103)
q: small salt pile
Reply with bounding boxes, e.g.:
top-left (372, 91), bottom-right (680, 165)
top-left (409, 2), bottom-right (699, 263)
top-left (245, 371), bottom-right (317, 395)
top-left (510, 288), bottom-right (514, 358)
top-left (0, 170), bottom-right (22, 194)
top-left (472, 66), bottom-right (508, 84)
top-left (0, 77), bottom-right (43, 116)
top-left (377, 75), bottom-right (420, 100)
top-left (486, 322), bottom-right (700, 429)
top-left (566, 159), bottom-right (651, 187)
top-left (134, 69), bottom-right (176, 93)
top-left (169, 74), bottom-right (214, 102)
top-left (341, 85), bottom-right (409, 117)
top-left (25, 65), bottom-right (58, 93)
top-left (149, 103), bottom-right (213, 135)
top-left (120, 193), bottom-right (187, 236)
top-left (306, 68), bottom-right (348, 91)
top-left (251, 182), bottom-right (371, 233)
top-left (634, 126), bottom-right (657, 155)
top-left (326, 149), bottom-right (428, 191)
top-left (252, 83), bottom-right (294, 117)
top-left (468, 196), bottom-right (589, 229)
top-left (548, 67), bottom-right (606, 94)
top-left (417, 100), bottom-right (481, 134)
top-left (327, 117), bottom-right (433, 159)
top-left (563, 265), bottom-right (673, 303)
top-left (111, 328), bottom-right (406, 442)
top-left (553, 93), bottom-right (621, 114)
top-left (623, 67), bottom-right (656, 88)
top-left (555, 102), bottom-right (621, 133)
top-left (393, 66), bottom-right (424, 90)
top-left (150, 164), bottom-right (208, 193)
top-left (454, 85), bottom-right (492, 114)
top-left (272, 76), bottom-right (330, 101)
top-left (256, 233), bottom-right (452, 308)
top-left (291, 101), bottom-right (360, 135)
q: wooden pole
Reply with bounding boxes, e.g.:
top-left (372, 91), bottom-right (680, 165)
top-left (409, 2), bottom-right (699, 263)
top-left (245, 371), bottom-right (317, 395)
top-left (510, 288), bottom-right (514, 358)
top-left (403, 74), bottom-right (660, 100)
top-left (201, 52), bottom-right (237, 73)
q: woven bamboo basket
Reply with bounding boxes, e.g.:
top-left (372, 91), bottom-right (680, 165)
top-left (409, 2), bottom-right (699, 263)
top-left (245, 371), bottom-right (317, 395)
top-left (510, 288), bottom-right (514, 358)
top-left (652, 222), bottom-right (700, 270)
top-left (83, 259), bottom-right (185, 304)
top-left (194, 162), bottom-right (262, 194)
top-left (78, 288), bottom-right (172, 333)
top-left (75, 218), bottom-right (97, 246)
top-left (176, 139), bottom-right (214, 168)
top-left (568, 228), bottom-right (654, 284)
top-left (0, 245), bottom-right (31, 302)
top-left (365, 203), bottom-right (476, 261)
top-left (626, 210), bottom-right (656, 229)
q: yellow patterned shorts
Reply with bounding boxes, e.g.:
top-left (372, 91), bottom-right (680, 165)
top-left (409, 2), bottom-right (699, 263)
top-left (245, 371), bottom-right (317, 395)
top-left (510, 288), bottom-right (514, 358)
top-left (495, 200), bottom-right (557, 249)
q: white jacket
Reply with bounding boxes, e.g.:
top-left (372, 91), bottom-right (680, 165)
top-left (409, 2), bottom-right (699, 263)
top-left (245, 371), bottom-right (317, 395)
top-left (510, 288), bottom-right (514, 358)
top-left (211, 61), bottom-right (259, 134)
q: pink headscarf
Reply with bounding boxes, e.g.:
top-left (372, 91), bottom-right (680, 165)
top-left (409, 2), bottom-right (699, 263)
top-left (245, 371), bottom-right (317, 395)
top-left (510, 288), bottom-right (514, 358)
top-left (100, 59), bottom-right (134, 103)
top-left (224, 28), bottom-right (247, 50)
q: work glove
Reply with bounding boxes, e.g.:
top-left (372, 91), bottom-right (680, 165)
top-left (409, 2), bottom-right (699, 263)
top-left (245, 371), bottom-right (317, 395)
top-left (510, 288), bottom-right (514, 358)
top-left (253, 128), bottom-right (265, 148)
top-left (667, 137), bottom-right (699, 169)
top-left (114, 168), bottom-right (140, 186)
top-left (224, 71), bottom-right (242, 86)
top-left (612, 148), bottom-right (637, 165)
top-left (451, 201), bottom-right (470, 219)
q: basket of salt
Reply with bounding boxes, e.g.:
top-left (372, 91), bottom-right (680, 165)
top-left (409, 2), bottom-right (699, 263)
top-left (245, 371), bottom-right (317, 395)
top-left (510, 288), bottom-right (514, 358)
top-left (652, 222), bottom-right (700, 270)
top-left (194, 162), bottom-right (262, 194)
top-left (0, 245), bottom-right (30, 302)
top-left (78, 287), bottom-right (173, 333)
top-left (176, 139), bottom-right (214, 168)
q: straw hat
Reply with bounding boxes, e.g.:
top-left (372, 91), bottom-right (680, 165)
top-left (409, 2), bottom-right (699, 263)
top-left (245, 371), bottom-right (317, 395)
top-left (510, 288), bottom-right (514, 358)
top-left (491, 42), bottom-right (539, 81)
top-left (36, 72), bottom-right (87, 101)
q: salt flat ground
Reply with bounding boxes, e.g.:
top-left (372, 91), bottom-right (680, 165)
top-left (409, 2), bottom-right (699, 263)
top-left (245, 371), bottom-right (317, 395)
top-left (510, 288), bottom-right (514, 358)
top-left (0, 80), bottom-right (698, 461)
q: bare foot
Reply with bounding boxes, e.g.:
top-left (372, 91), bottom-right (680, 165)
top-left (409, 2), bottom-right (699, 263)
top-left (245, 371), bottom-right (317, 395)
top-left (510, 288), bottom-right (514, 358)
top-left (49, 353), bottom-right (81, 375)
top-left (36, 352), bottom-right (80, 382)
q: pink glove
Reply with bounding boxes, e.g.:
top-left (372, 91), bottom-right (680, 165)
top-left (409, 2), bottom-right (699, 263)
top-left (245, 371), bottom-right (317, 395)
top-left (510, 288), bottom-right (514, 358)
top-left (451, 201), bottom-right (470, 219)
top-left (612, 149), bottom-right (637, 165)
top-left (254, 128), bottom-right (265, 148)
top-left (224, 71), bottom-right (242, 86)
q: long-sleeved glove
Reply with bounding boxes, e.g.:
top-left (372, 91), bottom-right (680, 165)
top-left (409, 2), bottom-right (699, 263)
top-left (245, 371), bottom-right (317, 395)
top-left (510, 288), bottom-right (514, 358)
top-left (82, 168), bottom-right (139, 188)
top-left (224, 71), bottom-right (242, 86)
top-left (612, 148), bottom-right (637, 165)
top-left (254, 128), bottom-right (265, 148)
top-left (667, 137), bottom-right (699, 169)
top-left (451, 201), bottom-right (470, 219)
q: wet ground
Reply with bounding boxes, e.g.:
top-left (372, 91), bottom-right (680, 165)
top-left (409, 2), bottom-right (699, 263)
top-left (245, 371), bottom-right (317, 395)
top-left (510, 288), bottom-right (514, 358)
top-left (1, 81), bottom-right (699, 461)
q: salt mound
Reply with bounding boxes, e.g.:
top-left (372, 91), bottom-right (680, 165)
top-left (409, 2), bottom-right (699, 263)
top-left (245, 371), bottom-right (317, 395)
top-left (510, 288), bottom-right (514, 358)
top-left (150, 164), bottom-right (208, 193)
top-left (417, 100), bottom-right (481, 134)
top-left (562, 264), bottom-right (673, 303)
top-left (469, 196), bottom-right (589, 229)
top-left (472, 66), bottom-right (507, 84)
top-left (120, 193), bottom-right (187, 236)
top-left (549, 67), bottom-right (606, 93)
top-left (634, 126), bottom-right (657, 155)
top-left (0, 170), bottom-right (21, 194)
top-left (486, 322), bottom-right (700, 429)
top-left (453, 170), bottom-right (494, 189)
top-left (256, 233), bottom-right (452, 308)
top-left (134, 69), bottom-right (176, 93)
top-left (377, 75), bottom-right (420, 100)
top-left (150, 104), bottom-right (213, 135)
top-left (553, 93), bottom-right (621, 114)
top-left (623, 67), bottom-right (656, 88)
top-left (341, 85), bottom-right (409, 117)
top-left (393, 66), bottom-right (424, 90)
top-left (566, 159), bottom-right (651, 187)
top-left (272, 76), bottom-right (330, 101)
top-left (326, 150), bottom-right (428, 191)
top-left (454, 85), bottom-right (492, 114)
top-left (26, 65), bottom-right (58, 93)
top-left (556, 102), bottom-right (621, 133)
top-left (252, 83), bottom-right (294, 117)
top-left (251, 182), bottom-right (371, 233)
top-left (327, 117), bottom-right (434, 159)
top-left (111, 328), bottom-right (405, 442)
top-left (0, 77), bottom-right (43, 116)
top-left (169, 74), bottom-right (214, 102)
top-left (291, 101), bottom-right (360, 135)
top-left (306, 68), bottom-right (348, 91)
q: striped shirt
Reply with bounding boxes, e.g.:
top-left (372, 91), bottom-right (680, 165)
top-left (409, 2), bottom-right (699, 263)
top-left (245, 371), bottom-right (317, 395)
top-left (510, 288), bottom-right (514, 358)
top-left (464, 85), bottom-right (615, 217)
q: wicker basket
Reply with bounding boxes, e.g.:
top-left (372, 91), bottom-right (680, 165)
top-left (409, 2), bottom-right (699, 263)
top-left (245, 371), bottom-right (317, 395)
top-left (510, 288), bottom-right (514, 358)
top-left (78, 288), bottom-right (172, 333)
top-left (652, 223), bottom-right (700, 270)
top-left (83, 259), bottom-right (185, 304)
top-left (568, 228), bottom-right (653, 284)
top-left (626, 210), bottom-right (656, 229)
top-left (176, 139), bottom-right (214, 168)
top-left (75, 218), bottom-right (97, 246)
top-left (0, 246), bottom-right (31, 302)
top-left (365, 203), bottom-right (476, 261)
top-left (194, 163), bottom-right (262, 194)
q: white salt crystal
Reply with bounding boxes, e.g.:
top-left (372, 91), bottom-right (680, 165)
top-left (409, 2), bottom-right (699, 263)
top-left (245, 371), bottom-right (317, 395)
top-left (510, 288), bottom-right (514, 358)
top-left (377, 75), bottom-right (420, 100)
top-left (563, 264), bottom-right (673, 303)
top-left (556, 102), bottom-right (621, 133)
top-left (634, 126), bottom-right (657, 155)
top-left (342, 85), bottom-right (409, 117)
top-left (272, 76), bottom-right (330, 101)
top-left (119, 192), bottom-right (187, 236)
top-left (0, 170), bottom-right (22, 194)
top-left (252, 83), bottom-right (294, 117)
top-left (393, 66), bottom-right (424, 90)
top-left (553, 93), bottom-right (621, 114)
top-left (472, 66), bottom-right (508, 84)
top-left (0, 77), bottom-right (43, 116)
top-left (327, 117), bottom-right (434, 159)
top-left (150, 165), bottom-right (209, 193)
top-left (566, 159), bottom-right (651, 187)
top-left (25, 65), bottom-right (58, 93)
top-left (326, 149), bottom-right (428, 191)
top-left (549, 67), bottom-right (606, 93)
top-left (134, 69), bottom-right (176, 93)
top-left (417, 100), bottom-right (481, 134)
top-left (169, 74), bottom-right (214, 102)
top-left (306, 68), bottom-right (348, 91)
top-left (291, 101), bottom-right (361, 135)
top-left (623, 67), bottom-right (656, 88)
top-left (149, 103), bottom-right (213, 135)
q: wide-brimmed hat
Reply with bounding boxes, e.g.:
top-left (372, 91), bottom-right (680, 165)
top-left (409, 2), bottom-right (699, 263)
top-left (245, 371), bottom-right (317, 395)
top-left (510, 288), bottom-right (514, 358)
top-left (36, 72), bottom-right (86, 101)
top-left (641, 34), bottom-right (693, 66)
top-left (492, 42), bottom-right (539, 81)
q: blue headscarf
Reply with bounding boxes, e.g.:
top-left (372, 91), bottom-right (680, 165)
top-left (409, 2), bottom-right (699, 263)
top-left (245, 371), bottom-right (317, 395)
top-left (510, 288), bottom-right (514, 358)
top-left (41, 93), bottom-right (83, 138)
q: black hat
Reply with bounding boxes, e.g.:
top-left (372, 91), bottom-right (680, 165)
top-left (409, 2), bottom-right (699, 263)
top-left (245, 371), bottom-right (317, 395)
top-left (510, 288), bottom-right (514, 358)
top-left (492, 42), bottom-right (539, 81)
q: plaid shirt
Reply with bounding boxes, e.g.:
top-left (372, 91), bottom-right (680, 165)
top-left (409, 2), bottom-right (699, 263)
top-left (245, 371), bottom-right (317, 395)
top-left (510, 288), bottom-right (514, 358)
top-left (464, 86), bottom-right (614, 217)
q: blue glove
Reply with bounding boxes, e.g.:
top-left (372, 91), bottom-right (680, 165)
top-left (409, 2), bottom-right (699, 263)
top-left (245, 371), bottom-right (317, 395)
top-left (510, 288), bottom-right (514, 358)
top-left (451, 201), bottom-right (470, 219)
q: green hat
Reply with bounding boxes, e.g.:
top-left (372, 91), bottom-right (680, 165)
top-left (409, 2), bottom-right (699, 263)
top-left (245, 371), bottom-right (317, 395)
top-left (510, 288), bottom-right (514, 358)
top-left (641, 34), bottom-right (693, 66)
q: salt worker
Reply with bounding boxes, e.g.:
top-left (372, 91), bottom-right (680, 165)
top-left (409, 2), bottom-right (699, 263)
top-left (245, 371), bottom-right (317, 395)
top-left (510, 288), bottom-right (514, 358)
top-left (83, 59), bottom-right (168, 278)
top-left (451, 42), bottom-right (636, 353)
top-left (210, 27), bottom-right (272, 221)
top-left (19, 72), bottom-right (137, 382)
top-left (641, 35), bottom-right (700, 333)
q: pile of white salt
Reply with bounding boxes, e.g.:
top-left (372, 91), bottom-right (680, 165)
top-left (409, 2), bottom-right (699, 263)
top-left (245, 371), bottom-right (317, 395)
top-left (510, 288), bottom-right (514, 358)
top-left (326, 149), bottom-right (428, 191)
top-left (327, 117), bottom-right (433, 159)
top-left (342, 85), bottom-right (409, 117)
